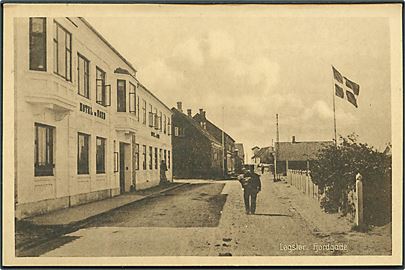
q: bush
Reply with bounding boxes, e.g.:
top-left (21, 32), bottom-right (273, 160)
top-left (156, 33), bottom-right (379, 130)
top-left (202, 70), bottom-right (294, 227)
top-left (310, 134), bottom-right (391, 225)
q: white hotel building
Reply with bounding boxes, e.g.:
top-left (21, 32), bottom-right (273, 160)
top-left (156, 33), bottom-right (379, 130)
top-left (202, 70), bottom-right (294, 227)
top-left (14, 17), bottom-right (173, 219)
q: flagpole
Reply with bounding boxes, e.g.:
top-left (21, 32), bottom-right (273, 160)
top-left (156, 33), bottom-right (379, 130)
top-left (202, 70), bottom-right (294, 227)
top-left (331, 66), bottom-right (338, 147)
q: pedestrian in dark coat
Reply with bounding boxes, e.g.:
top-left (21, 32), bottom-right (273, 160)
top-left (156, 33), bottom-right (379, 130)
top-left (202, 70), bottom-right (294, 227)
top-left (238, 167), bottom-right (261, 214)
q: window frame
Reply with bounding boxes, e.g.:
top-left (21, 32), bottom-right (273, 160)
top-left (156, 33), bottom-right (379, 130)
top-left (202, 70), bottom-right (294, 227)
top-left (53, 20), bottom-right (72, 81)
top-left (77, 132), bottom-right (90, 175)
top-left (77, 53), bottom-right (90, 98)
top-left (96, 67), bottom-right (111, 107)
top-left (142, 99), bottom-right (147, 125)
top-left (154, 147), bottom-right (158, 170)
top-left (96, 136), bottom-right (106, 174)
top-left (134, 143), bottom-right (140, 170)
top-left (142, 145), bottom-right (147, 170)
top-left (149, 146), bottom-right (153, 170)
top-left (129, 82), bottom-right (136, 114)
top-left (34, 123), bottom-right (55, 177)
top-left (29, 17), bottom-right (47, 71)
top-left (117, 79), bottom-right (127, 112)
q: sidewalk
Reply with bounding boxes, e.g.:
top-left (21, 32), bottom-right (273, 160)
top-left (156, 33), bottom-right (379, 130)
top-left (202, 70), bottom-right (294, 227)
top-left (16, 182), bottom-right (187, 253)
top-left (272, 175), bottom-right (392, 255)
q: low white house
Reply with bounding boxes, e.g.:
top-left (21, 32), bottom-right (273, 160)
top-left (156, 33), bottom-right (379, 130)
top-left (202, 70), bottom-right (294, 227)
top-left (14, 17), bottom-right (172, 219)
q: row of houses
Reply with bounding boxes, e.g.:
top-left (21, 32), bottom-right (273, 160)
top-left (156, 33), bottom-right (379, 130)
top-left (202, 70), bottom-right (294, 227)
top-left (251, 136), bottom-right (334, 174)
top-left (171, 103), bottom-right (243, 179)
top-left (14, 17), bottom-right (244, 219)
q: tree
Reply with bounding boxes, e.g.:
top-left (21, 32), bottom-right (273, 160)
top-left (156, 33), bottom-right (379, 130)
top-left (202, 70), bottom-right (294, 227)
top-left (310, 134), bottom-right (391, 224)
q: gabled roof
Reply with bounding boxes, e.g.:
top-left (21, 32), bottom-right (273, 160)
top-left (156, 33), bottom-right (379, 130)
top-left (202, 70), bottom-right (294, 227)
top-left (275, 141), bottom-right (333, 161)
top-left (172, 108), bottom-right (222, 147)
top-left (252, 146), bottom-right (274, 159)
top-left (193, 113), bottom-right (235, 142)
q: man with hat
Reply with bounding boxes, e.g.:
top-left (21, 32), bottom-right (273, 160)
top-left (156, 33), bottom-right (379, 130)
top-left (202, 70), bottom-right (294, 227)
top-left (238, 166), bottom-right (261, 215)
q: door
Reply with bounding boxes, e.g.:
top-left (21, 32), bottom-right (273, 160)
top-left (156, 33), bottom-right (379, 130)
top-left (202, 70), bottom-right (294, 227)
top-left (119, 142), bottom-right (125, 194)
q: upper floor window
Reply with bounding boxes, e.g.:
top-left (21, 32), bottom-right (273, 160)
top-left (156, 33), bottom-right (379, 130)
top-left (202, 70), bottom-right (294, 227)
top-left (137, 95), bottom-right (140, 121)
top-left (53, 21), bottom-right (71, 81)
top-left (168, 118), bottom-right (172, 136)
top-left (117, 80), bottom-right (126, 112)
top-left (129, 82), bottom-right (136, 114)
top-left (154, 108), bottom-right (159, 130)
top-left (77, 53), bottom-right (89, 98)
top-left (29, 18), bottom-right (47, 71)
top-left (148, 104), bottom-right (154, 127)
top-left (34, 123), bottom-right (54, 176)
top-left (96, 67), bottom-right (111, 106)
top-left (142, 99), bottom-right (147, 125)
top-left (159, 111), bottom-right (163, 131)
top-left (164, 115), bottom-right (167, 134)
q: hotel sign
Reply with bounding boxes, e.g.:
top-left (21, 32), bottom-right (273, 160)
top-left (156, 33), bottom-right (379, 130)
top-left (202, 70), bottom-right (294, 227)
top-left (79, 103), bottom-right (106, 120)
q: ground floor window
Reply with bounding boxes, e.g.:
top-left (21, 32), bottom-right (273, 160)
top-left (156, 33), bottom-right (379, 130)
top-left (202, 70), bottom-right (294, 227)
top-left (142, 145), bottom-right (147, 170)
top-left (168, 150), bottom-right (171, 169)
top-left (34, 123), bottom-right (55, 176)
top-left (149, 146), bottom-right (153, 170)
top-left (154, 147), bottom-right (158, 170)
top-left (78, 133), bottom-right (90, 174)
top-left (96, 137), bottom-right (106, 174)
top-left (164, 149), bottom-right (167, 164)
top-left (135, 143), bottom-right (139, 170)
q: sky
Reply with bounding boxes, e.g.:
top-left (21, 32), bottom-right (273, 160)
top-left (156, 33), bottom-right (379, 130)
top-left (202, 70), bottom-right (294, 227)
top-left (86, 7), bottom-right (392, 160)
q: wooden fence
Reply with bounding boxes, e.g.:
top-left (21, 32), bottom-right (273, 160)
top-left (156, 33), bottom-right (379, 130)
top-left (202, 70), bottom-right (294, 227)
top-left (287, 169), bottom-right (321, 202)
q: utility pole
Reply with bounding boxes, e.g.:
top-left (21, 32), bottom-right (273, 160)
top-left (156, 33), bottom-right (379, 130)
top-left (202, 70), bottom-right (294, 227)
top-left (222, 106), bottom-right (226, 178)
top-left (275, 114), bottom-right (279, 181)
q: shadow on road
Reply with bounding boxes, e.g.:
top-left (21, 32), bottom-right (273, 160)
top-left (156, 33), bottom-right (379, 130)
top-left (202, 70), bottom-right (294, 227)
top-left (253, 213), bottom-right (292, 217)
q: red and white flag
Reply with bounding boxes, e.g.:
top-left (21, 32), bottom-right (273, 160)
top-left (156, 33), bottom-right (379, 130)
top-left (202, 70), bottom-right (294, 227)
top-left (332, 66), bottom-right (360, 108)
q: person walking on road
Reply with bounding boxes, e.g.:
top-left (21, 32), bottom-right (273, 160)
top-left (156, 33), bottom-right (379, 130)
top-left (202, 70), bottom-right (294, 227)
top-left (238, 166), bottom-right (261, 215)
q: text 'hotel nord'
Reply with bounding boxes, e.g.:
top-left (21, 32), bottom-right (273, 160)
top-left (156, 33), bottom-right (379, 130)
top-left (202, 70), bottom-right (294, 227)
top-left (14, 17), bottom-right (173, 218)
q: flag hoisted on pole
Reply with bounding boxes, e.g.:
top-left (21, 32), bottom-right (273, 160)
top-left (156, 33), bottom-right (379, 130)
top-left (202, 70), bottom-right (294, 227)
top-left (331, 65), bottom-right (360, 146)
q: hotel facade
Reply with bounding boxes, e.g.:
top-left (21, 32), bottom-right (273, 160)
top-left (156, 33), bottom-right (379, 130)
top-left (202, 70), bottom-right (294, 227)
top-left (14, 17), bottom-right (172, 219)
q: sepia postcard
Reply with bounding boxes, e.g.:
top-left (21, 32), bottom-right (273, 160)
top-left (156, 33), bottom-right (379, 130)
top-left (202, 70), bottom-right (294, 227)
top-left (2, 3), bottom-right (403, 267)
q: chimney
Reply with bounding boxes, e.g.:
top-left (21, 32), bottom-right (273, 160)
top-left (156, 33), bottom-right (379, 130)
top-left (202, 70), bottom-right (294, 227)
top-left (199, 108), bottom-right (203, 114)
top-left (202, 110), bottom-right (206, 119)
top-left (187, 109), bottom-right (192, 117)
top-left (292, 136), bottom-right (296, 143)
top-left (177, 102), bottom-right (183, 112)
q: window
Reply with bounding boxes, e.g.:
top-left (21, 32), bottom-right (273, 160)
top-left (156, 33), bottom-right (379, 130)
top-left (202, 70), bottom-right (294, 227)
top-left (148, 104), bottom-right (154, 127)
top-left (29, 18), bottom-right (47, 71)
top-left (154, 108), bottom-right (159, 130)
top-left (137, 96), bottom-right (140, 121)
top-left (53, 21), bottom-right (71, 81)
top-left (154, 147), bottom-right (158, 170)
top-left (129, 82), bottom-right (136, 114)
top-left (77, 54), bottom-right (89, 98)
top-left (34, 123), bottom-right (54, 176)
top-left (142, 145), bottom-right (147, 170)
top-left (96, 67), bottom-right (111, 106)
top-left (117, 80), bottom-right (126, 112)
top-left (164, 149), bottom-right (167, 164)
top-left (142, 99), bottom-right (147, 125)
top-left (159, 149), bottom-right (162, 165)
top-left (168, 150), bottom-right (171, 169)
top-left (164, 115), bottom-right (167, 134)
top-left (77, 133), bottom-right (90, 174)
top-left (134, 143), bottom-right (139, 170)
top-left (149, 146), bottom-right (153, 170)
top-left (96, 137), bottom-right (106, 174)
top-left (168, 118), bottom-right (172, 136)
top-left (174, 127), bottom-right (179, 137)
top-left (159, 111), bottom-right (163, 131)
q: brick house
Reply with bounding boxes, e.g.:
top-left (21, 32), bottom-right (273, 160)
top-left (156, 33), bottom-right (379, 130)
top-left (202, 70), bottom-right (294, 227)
top-left (193, 109), bottom-right (236, 176)
top-left (171, 104), bottom-right (223, 179)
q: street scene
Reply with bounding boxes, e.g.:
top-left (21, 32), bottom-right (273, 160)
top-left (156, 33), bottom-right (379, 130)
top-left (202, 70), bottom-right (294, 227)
top-left (4, 3), bottom-right (401, 266)
top-left (16, 172), bottom-right (391, 257)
